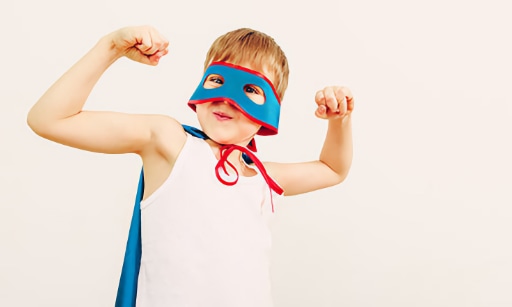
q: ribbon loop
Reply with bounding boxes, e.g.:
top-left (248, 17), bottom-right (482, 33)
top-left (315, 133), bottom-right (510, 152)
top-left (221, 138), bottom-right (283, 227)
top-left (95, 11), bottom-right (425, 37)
top-left (215, 146), bottom-right (239, 186)
top-left (214, 144), bottom-right (284, 212)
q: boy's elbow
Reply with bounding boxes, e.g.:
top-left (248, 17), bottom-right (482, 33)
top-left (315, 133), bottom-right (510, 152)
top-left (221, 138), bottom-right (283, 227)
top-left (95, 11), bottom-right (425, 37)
top-left (334, 159), bottom-right (353, 185)
top-left (27, 108), bottom-right (51, 138)
top-left (26, 110), bottom-right (39, 133)
top-left (27, 109), bottom-right (42, 135)
top-left (324, 161), bottom-right (351, 186)
top-left (332, 167), bottom-right (351, 186)
top-left (335, 172), bottom-right (349, 185)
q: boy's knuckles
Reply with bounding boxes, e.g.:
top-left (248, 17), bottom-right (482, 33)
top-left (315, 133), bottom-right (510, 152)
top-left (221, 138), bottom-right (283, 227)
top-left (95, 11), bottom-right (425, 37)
top-left (326, 96), bottom-right (338, 110)
top-left (314, 92), bottom-right (325, 105)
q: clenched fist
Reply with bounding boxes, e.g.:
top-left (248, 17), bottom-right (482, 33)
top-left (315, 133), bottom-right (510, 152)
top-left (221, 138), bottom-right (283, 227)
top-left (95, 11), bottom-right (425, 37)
top-left (106, 25), bottom-right (169, 66)
top-left (315, 86), bottom-right (354, 120)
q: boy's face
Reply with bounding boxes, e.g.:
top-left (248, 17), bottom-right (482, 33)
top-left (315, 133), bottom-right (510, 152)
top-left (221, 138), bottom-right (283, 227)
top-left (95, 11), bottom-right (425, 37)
top-left (194, 62), bottom-right (276, 147)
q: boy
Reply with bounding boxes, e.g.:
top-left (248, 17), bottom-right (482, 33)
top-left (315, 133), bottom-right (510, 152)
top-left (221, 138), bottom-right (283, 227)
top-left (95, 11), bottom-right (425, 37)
top-left (27, 25), bottom-right (354, 307)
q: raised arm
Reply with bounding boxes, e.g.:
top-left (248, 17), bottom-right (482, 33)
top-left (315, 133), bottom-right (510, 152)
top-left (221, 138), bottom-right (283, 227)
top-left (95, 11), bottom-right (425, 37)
top-left (27, 26), bottom-right (185, 156)
top-left (265, 86), bottom-right (354, 196)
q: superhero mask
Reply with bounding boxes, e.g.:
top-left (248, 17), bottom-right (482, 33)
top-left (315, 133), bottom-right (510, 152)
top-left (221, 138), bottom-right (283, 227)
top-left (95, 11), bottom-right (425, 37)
top-left (188, 61), bottom-right (281, 137)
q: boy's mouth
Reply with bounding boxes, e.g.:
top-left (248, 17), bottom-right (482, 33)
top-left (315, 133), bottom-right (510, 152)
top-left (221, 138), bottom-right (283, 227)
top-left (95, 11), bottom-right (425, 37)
top-left (213, 111), bottom-right (233, 121)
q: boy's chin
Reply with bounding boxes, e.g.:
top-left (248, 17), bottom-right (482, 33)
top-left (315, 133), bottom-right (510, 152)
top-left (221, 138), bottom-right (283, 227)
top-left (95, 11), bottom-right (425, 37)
top-left (207, 134), bottom-right (249, 147)
top-left (210, 137), bottom-right (238, 146)
top-left (203, 128), bottom-right (257, 147)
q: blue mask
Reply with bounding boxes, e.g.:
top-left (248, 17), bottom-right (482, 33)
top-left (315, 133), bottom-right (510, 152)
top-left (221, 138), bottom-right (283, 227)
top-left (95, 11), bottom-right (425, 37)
top-left (188, 62), bottom-right (281, 136)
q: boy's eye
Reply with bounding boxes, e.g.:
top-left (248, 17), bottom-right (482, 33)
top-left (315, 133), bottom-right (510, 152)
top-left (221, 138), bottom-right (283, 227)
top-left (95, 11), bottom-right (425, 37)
top-left (244, 85), bottom-right (259, 94)
top-left (244, 84), bottom-right (266, 105)
top-left (203, 74), bottom-right (224, 89)
top-left (211, 77), bottom-right (223, 84)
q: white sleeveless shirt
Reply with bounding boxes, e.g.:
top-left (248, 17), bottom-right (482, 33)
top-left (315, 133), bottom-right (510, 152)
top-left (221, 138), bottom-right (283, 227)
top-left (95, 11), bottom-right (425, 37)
top-left (136, 135), bottom-right (276, 307)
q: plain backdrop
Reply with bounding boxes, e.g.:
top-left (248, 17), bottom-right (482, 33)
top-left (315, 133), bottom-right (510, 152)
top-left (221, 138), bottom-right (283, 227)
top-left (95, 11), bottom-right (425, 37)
top-left (1, 0), bottom-right (511, 306)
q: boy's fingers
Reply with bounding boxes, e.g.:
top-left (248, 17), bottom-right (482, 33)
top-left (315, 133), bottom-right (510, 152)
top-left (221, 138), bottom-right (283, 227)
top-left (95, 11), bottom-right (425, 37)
top-left (337, 86), bottom-right (355, 113)
top-left (149, 31), bottom-right (170, 55)
top-left (347, 96), bottom-right (354, 111)
top-left (314, 90), bottom-right (328, 119)
top-left (160, 40), bottom-right (170, 53)
top-left (135, 29), bottom-right (168, 56)
top-left (324, 87), bottom-right (342, 115)
top-left (337, 95), bottom-right (347, 116)
top-left (335, 87), bottom-right (354, 103)
top-left (133, 31), bottom-right (170, 65)
top-left (147, 49), bottom-right (169, 66)
top-left (315, 90), bottom-right (325, 106)
top-left (316, 86), bottom-right (354, 119)
top-left (315, 105), bottom-right (328, 119)
top-left (135, 30), bottom-right (153, 53)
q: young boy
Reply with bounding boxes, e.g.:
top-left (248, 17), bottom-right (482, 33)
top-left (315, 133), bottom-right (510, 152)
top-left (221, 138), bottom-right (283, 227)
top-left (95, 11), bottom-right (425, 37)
top-left (27, 25), bottom-right (354, 307)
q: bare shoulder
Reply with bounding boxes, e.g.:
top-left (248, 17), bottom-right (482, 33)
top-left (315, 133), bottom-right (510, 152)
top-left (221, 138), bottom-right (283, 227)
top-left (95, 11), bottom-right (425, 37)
top-left (139, 114), bottom-right (188, 199)
top-left (145, 114), bottom-right (187, 162)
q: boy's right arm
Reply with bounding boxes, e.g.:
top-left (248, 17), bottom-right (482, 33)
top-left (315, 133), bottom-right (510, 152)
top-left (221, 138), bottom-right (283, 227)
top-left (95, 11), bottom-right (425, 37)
top-left (27, 26), bottom-right (185, 158)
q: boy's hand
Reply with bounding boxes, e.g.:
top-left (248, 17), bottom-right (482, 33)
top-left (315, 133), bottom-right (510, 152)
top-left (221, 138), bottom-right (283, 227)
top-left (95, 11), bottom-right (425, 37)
top-left (108, 26), bottom-right (169, 66)
top-left (314, 86), bottom-right (354, 120)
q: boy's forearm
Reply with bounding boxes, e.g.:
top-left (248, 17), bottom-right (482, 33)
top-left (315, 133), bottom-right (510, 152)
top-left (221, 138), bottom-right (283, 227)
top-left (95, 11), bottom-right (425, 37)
top-left (27, 35), bottom-right (120, 131)
top-left (319, 114), bottom-right (353, 183)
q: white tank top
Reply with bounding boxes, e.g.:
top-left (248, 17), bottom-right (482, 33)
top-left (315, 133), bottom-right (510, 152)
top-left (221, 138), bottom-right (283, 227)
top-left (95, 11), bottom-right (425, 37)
top-left (136, 135), bottom-right (276, 307)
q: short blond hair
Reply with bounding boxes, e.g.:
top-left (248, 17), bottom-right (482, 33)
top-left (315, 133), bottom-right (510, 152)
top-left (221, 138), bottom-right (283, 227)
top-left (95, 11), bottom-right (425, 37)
top-left (204, 28), bottom-right (289, 101)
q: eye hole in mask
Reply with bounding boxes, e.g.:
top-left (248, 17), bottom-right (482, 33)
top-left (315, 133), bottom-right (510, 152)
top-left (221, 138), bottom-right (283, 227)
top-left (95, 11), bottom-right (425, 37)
top-left (203, 74), bottom-right (266, 105)
top-left (243, 84), bottom-right (266, 105)
top-left (203, 74), bottom-right (225, 89)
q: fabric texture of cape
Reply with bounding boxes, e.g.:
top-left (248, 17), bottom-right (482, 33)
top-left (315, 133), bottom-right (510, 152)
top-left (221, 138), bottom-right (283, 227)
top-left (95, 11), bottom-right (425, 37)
top-left (114, 125), bottom-right (253, 307)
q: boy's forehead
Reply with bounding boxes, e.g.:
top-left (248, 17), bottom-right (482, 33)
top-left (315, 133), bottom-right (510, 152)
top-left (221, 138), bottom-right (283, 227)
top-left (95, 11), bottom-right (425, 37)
top-left (237, 61), bottom-right (275, 85)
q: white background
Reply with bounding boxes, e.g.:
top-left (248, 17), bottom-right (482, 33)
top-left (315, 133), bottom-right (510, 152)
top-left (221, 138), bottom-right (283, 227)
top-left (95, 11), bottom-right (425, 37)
top-left (1, 0), bottom-right (511, 306)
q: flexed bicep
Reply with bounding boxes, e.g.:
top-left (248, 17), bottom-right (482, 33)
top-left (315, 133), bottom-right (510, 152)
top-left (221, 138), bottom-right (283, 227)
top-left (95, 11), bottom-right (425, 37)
top-left (36, 111), bottom-right (163, 154)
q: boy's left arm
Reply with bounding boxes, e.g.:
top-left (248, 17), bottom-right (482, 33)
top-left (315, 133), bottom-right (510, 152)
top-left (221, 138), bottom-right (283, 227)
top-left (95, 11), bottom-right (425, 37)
top-left (265, 86), bottom-right (354, 196)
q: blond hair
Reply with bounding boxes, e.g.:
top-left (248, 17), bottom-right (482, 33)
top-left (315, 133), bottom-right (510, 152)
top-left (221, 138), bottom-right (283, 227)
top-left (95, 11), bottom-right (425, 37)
top-left (204, 28), bottom-right (289, 101)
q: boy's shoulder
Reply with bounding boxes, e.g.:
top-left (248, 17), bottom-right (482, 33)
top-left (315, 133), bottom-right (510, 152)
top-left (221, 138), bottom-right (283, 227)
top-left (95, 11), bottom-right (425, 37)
top-left (150, 115), bottom-right (187, 158)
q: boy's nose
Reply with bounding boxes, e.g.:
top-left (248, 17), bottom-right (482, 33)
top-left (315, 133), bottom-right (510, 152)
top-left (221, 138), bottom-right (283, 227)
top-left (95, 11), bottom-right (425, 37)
top-left (213, 100), bottom-right (236, 108)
